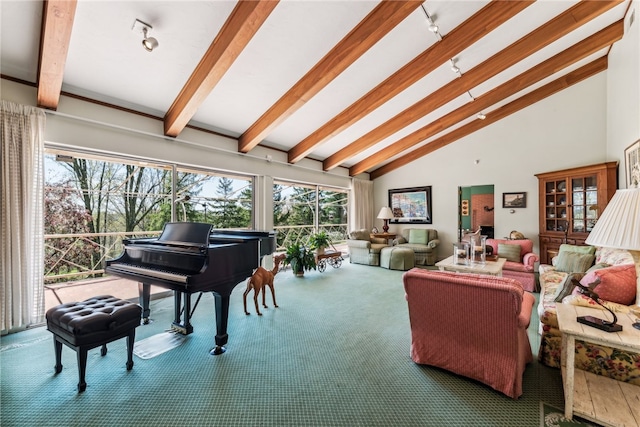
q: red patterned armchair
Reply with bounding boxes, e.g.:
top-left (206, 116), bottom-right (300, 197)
top-left (403, 269), bottom-right (535, 399)
top-left (486, 238), bottom-right (539, 292)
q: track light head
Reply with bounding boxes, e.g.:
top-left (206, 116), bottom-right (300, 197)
top-left (142, 27), bottom-right (159, 52)
top-left (133, 19), bottom-right (159, 52)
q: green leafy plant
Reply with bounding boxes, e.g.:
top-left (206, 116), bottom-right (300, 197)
top-left (283, 243), bottom-right (316, 276)
top-left (308, 231), bottom-right (331, 252)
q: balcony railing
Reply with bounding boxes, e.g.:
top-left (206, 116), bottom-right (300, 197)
top-left (43, 224), bottom-right (348, 283)
top-left (44, 230), bottom-right (162, 283)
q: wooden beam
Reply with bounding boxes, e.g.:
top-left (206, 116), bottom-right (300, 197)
top-left (237, 0), bottom-right (423, 153)
top-left (37, 0), bottom-right (77, 110)
top-left (323, 0), bottom-right (622, 171)
top-left (368, 57), bottom-right (608, 179)
top-left (164, 0), bottom-right (279, 137)
top-left (286, 0), bottom-right (534, 164)
top-left (350, 20), bottom-right (623, 176)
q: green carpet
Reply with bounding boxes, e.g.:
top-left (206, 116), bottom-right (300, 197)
top-left (2, 262), bottom-right (568, 426)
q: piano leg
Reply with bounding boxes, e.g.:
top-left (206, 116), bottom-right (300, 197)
top-left (210, 291), bottom-right (229, 355)
top-left (138, 283), bottom-right (151, 324)
top-left (171, 292), bottom-right (194, 335)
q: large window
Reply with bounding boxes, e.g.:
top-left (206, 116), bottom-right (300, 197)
top-left (43, 149), bottom-right (253, 283)
top-left (273, 180), bottom-right (348, 249)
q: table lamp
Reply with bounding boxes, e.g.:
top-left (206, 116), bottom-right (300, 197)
top-left (377, 207), bottom-right (394, 233)
top-left (585, 188), bottom-right (640, 331)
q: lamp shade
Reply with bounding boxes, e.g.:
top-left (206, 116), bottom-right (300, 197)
top-left (585, 188), bottom-right (640, 250)
top-left (377, 207), bottom-right (393, 220)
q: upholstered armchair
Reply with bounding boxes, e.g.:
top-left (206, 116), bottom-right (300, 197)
top-left (393, 228), bottom-right (439, 266)
top-left (486, 238), bottom-right (539, 292)
top-left (403, 269), bottom-right (535, 399)
top-left (346, 229), bottom-right (389, 266)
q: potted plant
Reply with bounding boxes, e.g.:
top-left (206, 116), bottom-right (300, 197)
top-left (283, 242), bottom-right (316, 277)
top-left (308, 231), bottom-right (331, 255)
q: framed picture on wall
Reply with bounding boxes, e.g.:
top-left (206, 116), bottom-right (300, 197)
top-left (502, 192), bottom-right (527, 208)
top-left (388, 186), bottom-right (432, 224)
top-left (624, 139), bottom-right (640, 188)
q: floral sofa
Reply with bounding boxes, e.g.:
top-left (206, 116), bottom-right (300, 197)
top-left (537, 245), bottom-right (640, 385)
top-left (392, 228), bottom-right (439, 266)
top-left (485, 238), bottom-right (539, 292)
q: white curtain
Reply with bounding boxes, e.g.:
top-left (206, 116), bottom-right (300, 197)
top-left (1, 100), bottom-right (46, 334)
top-left (349, 178), bottom-right (374, 232)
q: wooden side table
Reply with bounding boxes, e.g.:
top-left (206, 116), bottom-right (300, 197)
top-left (370, 233), bottom-right (396, 243)
top-left (556, 304), bottom-right (640, 427)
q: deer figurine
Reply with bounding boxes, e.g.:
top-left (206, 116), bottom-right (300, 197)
top-left (243, 253), bottom-right (286, 316)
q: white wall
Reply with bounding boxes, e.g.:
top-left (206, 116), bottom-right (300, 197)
top-left (373, 72), bottom-right (609, 259)
top-left (607, 0), bottom-right (640, 189)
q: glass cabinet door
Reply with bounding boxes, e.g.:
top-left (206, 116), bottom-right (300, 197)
top-left (544, 179), bottom-right (567, 231)
top-left (571, 175), bottom-right (598, 233)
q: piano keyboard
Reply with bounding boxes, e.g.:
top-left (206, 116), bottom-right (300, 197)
top-left (107, 263), bottom-right (189, 283)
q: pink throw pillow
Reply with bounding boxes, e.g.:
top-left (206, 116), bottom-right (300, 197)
top-left (576, 264), bottom-right (637, 305)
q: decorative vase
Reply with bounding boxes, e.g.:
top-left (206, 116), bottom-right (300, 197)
top-left (470, 235), bottom-right (487, 264)
top-left (453, 242), bottom-right (469, 265)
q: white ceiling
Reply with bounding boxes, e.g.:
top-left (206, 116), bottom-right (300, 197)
top-left (0, 1), bottom-right (631, 176)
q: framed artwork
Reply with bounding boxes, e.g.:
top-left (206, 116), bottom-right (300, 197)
top-left (502, 192), bottom-right (527, 208)
top-left (624, 139), bottom-right (640, 188)
top-left (388, 186), bottom-right (432, 224)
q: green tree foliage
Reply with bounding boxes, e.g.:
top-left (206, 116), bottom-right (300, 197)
top-left (210, 177), bottom-right (251, 228)
top-left (287, 185), bottom-right (316, 226)
top-left (44, 182), bottom-right (100, 281)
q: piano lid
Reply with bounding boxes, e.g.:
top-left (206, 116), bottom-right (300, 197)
top-left (157, 222), bottom-right (213, 247)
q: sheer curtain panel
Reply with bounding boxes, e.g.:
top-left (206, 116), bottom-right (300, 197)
top-left (1, 101), bottom-right (46, 334)
top-left (349, 178), bottom-right (373, 233)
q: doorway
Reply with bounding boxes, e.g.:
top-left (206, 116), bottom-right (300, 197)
top-left (458, 185), bottom-right (494, 241)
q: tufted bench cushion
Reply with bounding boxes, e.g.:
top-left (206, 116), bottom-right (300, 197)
top-left (46, 295), bottom-right (142, 392)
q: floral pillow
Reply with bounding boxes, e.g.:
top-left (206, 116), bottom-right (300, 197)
top-left (575, 263), bottom-right (637, 306)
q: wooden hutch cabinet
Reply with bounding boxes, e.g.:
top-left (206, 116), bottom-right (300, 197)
top-left (535, 161), bottom-right (618, 264)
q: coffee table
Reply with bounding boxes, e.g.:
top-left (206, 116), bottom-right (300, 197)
top-left (556, 303), bottom-right (640, 427)
top-left (435, 255), bottom-right (506, 276)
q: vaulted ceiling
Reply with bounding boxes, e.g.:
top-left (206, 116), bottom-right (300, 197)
top-left (0, 1), bottom-right (631, 178)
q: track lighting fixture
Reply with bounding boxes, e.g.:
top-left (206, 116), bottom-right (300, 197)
top-left (450, 59), bottom-right (461, 75)
top-left (421, 5), bottom-right (441, 39)
top-left (132, 19), bottom-right (159, 52)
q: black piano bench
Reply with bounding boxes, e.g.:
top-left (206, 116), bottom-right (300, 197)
top-left (45, 295), bottom-right (142, 392)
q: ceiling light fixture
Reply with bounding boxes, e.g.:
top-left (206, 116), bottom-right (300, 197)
top-left (477, 113), bottom-right (487, 120)
top-left (450, 59), bottom-right (460, 74)
top-left (421, 5), bottom-right (442, 40)
top-left (132, 19), bottom-right (159, 52)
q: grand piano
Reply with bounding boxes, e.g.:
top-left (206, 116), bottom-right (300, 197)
top-left (105, 222), bottom-right (276, 355)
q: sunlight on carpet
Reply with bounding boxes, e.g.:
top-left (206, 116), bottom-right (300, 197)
top-left (133, 331), bottom-right (186, 359)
